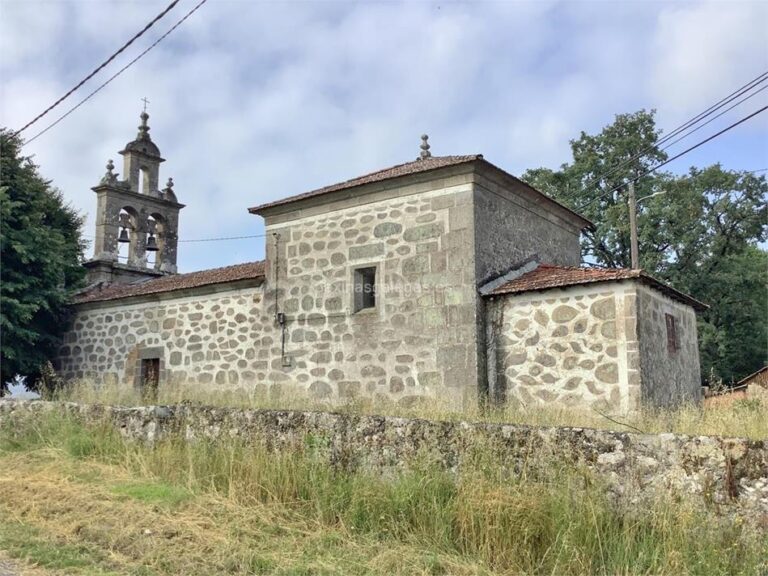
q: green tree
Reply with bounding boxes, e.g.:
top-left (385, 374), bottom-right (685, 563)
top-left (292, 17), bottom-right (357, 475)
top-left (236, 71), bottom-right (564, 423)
top-left (0, 129), bottom-right (86, 394)
top-left (523, 110), bottom-right (767, 384)
top-left (690, 245), bottom-right (767, 384)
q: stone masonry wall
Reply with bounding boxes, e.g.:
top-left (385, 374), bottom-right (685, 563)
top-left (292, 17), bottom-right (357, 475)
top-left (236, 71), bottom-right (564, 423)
top-left (473, 181), bottom-right (582, 284)
top-left (637, 285), bottom-right (702, 408)
top-left (1, 400), bottom-right (765, 518)
top-left (56, 285), bottom-right (271, 390)
top-left (489, 282), bottom-right (640, 413)
top-left (58, 178), bottom-right (482, 409)
top-left (472, 176), bottom-right (584, 402)
top-left (264, 180), bottom-right (479, 408)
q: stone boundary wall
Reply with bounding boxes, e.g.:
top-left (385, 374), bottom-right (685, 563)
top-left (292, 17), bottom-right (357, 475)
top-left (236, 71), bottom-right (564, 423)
top-left (1, 400), bottom-right (766, 517)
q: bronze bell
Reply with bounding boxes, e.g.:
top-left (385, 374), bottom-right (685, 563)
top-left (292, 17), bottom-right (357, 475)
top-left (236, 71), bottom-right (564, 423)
top-left (146, 234), bottom-right (159, 252)
top-left (118, 227), bottom-right (130, 243)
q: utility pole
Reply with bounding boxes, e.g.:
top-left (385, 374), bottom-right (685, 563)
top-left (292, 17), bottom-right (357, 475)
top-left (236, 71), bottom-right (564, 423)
top-left (628, 181), bottom-right (640, 270)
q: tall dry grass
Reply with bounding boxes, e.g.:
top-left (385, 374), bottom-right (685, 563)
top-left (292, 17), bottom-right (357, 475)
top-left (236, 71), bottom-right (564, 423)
top-left (46, 378), bottom-right (768, 439)
top-left (1, 410), bottom-right (766, 575)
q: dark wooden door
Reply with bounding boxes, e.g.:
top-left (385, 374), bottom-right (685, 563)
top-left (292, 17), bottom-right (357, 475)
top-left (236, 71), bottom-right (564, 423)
top-left (140, 358), bottom-right (160, 401)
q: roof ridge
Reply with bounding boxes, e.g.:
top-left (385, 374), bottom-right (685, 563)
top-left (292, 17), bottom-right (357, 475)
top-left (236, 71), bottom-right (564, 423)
top-left (342, 154), bottom-right (478, 182)
top-left (537, 263), bottom-right (636, 273)
top-left (249, 154), bottom-right (483, 214)
top-left (364, 153), bottom-right (477, 173)
top-left (310, 154), bottom-right (482, 191)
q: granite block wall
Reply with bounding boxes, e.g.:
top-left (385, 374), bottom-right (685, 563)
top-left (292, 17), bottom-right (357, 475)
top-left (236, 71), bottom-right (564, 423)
top-left (471, 174), bottom-right (586, 403)
top-left (57, 179), bottom-right (484, 409)
top-left (55, 163), bottom-right (701, 413)
top-left (263, 181), bottom-right (480, 408)
top-left (488, 282), bottom-right (640, 413)
top-left (472, 180), bottom-right (582, 284)
top-left (56, 286), bottom-right (270, 390)
top-left (636, 285), bottom-right (702, 408)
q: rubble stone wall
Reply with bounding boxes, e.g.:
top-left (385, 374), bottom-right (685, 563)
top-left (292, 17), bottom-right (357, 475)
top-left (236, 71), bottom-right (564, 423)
top-left (1, 400), bottom-right (765, 517)
top-left (488, 282), bottom-right (640, 413)
top-left (55, 284), bottom-right (270, 390)
top-left (636, 285), bottom-right (702, 408)
top-left (56, 175), bottom-right (484, 409)
top-left (54, 163), bottom-right (702, 413)
top-left (262, 178), bottom-right (480, 408)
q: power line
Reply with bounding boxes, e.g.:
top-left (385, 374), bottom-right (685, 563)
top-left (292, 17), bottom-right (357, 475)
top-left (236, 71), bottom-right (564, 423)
top-left (12, 0), bottom-right (180, 137)
top-left (657, 84), bottom-right (768, 154)
top-left (589, 70), bottom-right (768, 191)
top-left (23, 0), bottom-right (209, 146)
top-left (179, 234), bottom-right (266, 243)
top-left (632, 104), bottom-right (768, 181)
top-left (577, 104), bottom-right (768, 211)
top-left (656, 72), bottom-right (768, 147)
top-left (83, 233), bottom-right (266, 242)
top-left (558, 70), bottom-right (768, 204)
top-left (81, 166), bottom-right (768, 245)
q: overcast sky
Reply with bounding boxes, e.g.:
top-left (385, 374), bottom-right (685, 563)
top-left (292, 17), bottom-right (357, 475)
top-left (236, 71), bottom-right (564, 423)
top-left (1, 0), bottom-right (767, 273)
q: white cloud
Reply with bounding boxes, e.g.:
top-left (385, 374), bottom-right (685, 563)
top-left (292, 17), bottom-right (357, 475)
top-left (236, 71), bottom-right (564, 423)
top-left (1, 0), bottom-right (766, 272)
top-left (650, 0), bottom-right (768, 123)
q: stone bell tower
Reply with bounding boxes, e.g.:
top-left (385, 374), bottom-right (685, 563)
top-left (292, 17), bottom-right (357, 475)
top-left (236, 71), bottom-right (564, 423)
top-left (84, 110), bottom-right (185, 285)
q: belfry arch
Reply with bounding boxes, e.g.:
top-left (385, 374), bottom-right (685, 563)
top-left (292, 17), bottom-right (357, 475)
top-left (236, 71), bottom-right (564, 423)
top-left (84, 110), bottom-right (185, 285)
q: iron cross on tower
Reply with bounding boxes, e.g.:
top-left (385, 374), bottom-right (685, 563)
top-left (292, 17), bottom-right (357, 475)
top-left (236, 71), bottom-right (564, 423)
top-left (141, 97), bottom-right (150, 112)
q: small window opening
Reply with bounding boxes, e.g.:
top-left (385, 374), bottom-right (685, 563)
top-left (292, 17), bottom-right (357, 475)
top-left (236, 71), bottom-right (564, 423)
top-left (140, 358), bottom-right (160, 402)
top-left (665, 314), bottom-right (679, 354)
top-left (139, 167), bottom-right (149, 195)
top-left (354, 267), bottom-right (376, 312)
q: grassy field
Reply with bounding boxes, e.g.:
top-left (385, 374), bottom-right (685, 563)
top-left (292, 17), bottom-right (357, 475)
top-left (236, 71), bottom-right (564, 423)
top-left (0, 409), bottom-right (766, 575)
top-left (46, 379), bottom-right (768, 440)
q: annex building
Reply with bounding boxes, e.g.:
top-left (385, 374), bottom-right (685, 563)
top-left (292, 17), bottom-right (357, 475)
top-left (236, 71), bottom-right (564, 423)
top-left (54, 114), bottom-right (706, 413)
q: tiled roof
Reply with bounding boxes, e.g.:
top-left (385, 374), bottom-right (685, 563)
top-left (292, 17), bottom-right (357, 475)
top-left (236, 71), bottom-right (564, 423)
top-left (736, 365), bottom-right (768, 387)
top-left (248, 155), bottom-right (483, 213)
top-left (74, 261), bottom-right (266, 304)
top-left (487, 264), bottom-right (707, 311)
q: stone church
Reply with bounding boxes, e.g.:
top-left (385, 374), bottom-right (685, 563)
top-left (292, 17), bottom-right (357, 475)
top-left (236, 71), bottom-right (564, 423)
top-left (54, 113), bottom-right (706, 412)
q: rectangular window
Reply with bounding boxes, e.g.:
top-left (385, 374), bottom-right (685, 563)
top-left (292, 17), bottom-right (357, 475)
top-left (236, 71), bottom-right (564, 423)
top-left (665, 314), bottom-right (679, 354)
top-left (353, 267), bottom-right (376, 312)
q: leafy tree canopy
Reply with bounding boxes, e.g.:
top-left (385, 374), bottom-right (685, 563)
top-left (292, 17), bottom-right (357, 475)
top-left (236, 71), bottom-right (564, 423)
top-left (523, 110), bottom-right (767, 384)
top-left (1, 129), bottom-right (86, 394)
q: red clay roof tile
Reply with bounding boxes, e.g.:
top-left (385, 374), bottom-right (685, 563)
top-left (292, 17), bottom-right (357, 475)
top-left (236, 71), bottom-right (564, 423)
top-left (74, 260), bottom-right (265, 305)
top-left (488, 264), bottom-right (707, 311)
